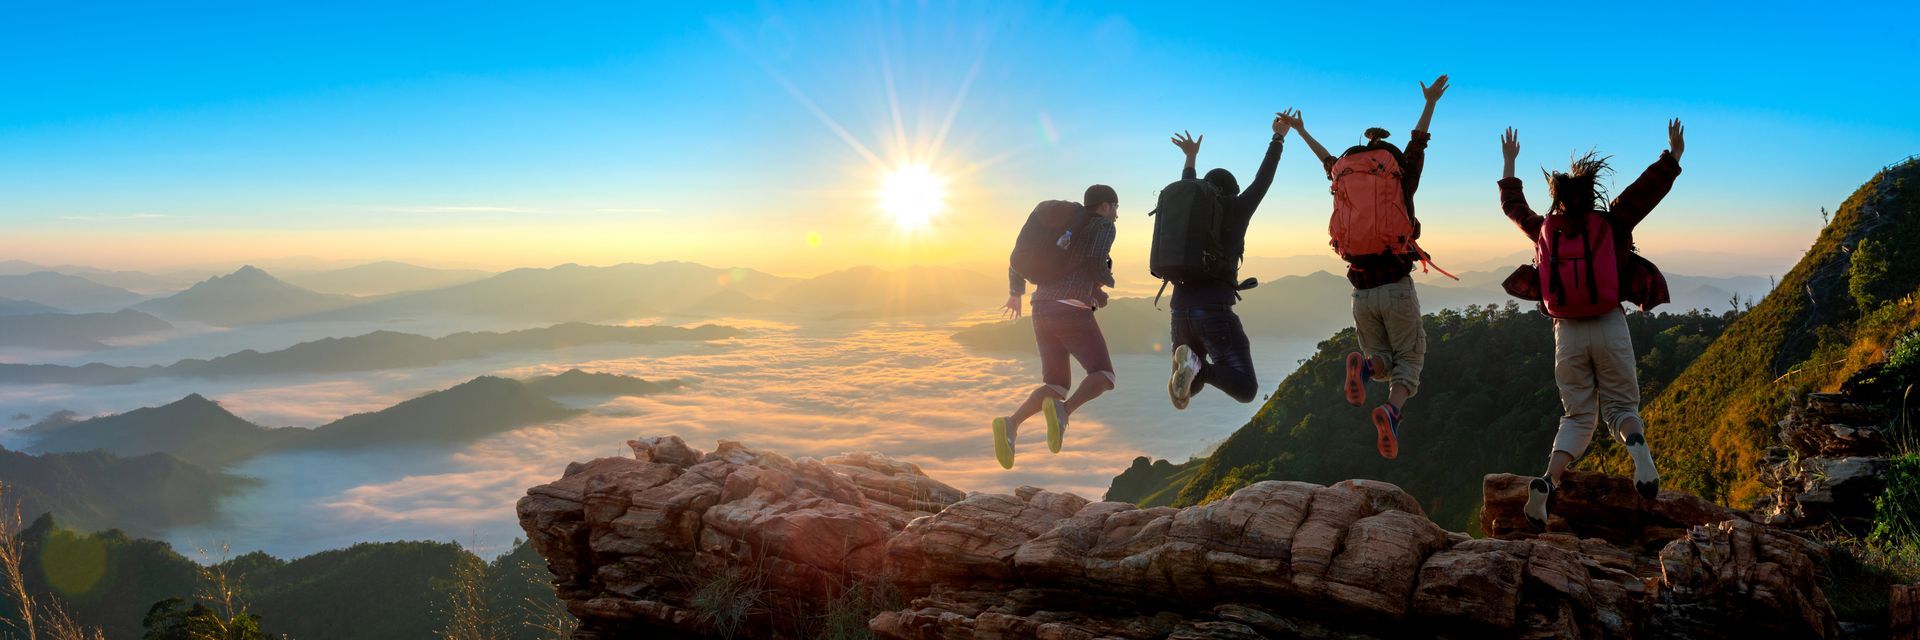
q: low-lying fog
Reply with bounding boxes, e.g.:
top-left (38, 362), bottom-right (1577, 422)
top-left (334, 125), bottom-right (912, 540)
top-left (1, 311), bottom-right (1314, 560)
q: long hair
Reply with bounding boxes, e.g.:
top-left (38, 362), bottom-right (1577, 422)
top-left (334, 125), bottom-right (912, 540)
top-left (1544, 151), bottom-right (1613, 214)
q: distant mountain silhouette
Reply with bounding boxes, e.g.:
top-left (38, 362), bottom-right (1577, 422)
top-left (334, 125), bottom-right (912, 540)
top-left (0, 271), bottom-right (146, 312)
top-left (523, 368), bottom-right (689, 397)
top-left (674, 288), bottom-right (786, 315)
top-left (293, 376), bottom-right (579, 449)
top-left (0, 322), bottom-right (737, 385)
top-left (774, 265), bottom-right (1000, 317)
top-left (278, 260), bottom-right (493, 296)
top-left (282, 261), bottom-right (795, 323)
top-left (28, 376), bottom-right (584, 464)
top-left (135, 266), bottom-right (358, 325)
top-left (25, 393), bottom-right (296, 467)
top-left (0, 296), bottom-right (63, 316)
top-left (0, 260), bottom-right (213, 294)
top-left (0, 446), bottom-right (253, 537)
top-left (0, 309), bottom-right (172, 350)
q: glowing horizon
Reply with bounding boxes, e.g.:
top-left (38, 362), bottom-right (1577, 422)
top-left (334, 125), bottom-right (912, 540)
top-left (1, 3), bottom-right (1913, 278)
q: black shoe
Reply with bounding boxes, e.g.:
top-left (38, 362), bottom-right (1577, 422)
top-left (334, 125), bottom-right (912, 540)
top-left (1524, 476), bottom-right (1554, 531)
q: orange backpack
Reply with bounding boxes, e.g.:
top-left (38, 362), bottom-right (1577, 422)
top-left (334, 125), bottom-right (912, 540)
top-left (1327, 148), bottom-right (1453, 278)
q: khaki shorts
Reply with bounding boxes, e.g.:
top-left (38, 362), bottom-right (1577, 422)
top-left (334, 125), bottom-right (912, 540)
top-left (1550, 308), bottom-right (1641, 458)
top-left (1350, 276), bottom-right (1426, 397)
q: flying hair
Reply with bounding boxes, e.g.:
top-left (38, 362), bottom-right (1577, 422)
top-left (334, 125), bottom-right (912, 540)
top-left (1544, 150), bottom-right (1613, 213)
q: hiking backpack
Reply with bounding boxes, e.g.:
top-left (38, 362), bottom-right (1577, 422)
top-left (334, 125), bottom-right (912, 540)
top-left (1328, 148), bottom-right (1419, 260)
top-left (1009, 200), bottom-right (1091, 285)
top-left (1149, 178), bottom-right (1236, 287)
top-left (1535, 211), bottom-right (1622, 318)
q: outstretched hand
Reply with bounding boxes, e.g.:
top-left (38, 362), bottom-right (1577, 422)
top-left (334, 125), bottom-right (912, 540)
top-left (1421, 74), bottom-right (1449, 102)
top-left (1501, 127), bottom-right (1520, 160)
top-left (1000, 294), bottom-right (1023, 320)
top-left (1171, 130), bottom-right (1202, 157)
top-left (1271, 112), bottom-right (1290, 137)
top-left (1279, 110), bottom-right (1305, 132)
top-left (1668, 118), bottom-right (1685, 161)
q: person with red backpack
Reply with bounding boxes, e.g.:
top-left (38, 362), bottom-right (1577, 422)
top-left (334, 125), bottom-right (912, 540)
top-left (992, 185), bottom-right (1120, 469)
top-left (1281, 74), bottom-right (1450, 460)
top-left (1497, 121), bottom-right (1685, 530)
top-left (1161, 113), bottom-right (1291, 410)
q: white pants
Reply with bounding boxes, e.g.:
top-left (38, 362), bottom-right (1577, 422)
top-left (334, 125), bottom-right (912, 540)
top-left (1550, 309), bottom-right (1640, 459)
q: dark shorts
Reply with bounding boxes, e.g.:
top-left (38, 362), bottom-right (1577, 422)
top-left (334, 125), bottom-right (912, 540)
top-left (1033, 302), bottom-right (1114, 389)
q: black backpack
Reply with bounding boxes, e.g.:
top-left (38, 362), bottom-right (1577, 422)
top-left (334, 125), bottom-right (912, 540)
top-left (1149, 178), bottom-right (1237, 288)
top-left (1010, 200), bottom-right (1091, 285)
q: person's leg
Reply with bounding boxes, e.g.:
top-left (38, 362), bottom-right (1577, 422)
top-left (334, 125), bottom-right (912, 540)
top-left (1194, 308), bottom-right (1257, 402)
top-left (1061, 308), bottom-right (1116, 415)
top-left (1168, 311), bottom-right (1204, 408)
top-left (1011, 308), bottom-right (1072, 437)
top-left (1529, 317), bottom-right (1598, 529)
top-left (1349, 288), bottom-right (1389, 405)
top-left (1592, 310), bottom-right (1657, 498)
top-left (1383, 278), bottom-right (1427, 409)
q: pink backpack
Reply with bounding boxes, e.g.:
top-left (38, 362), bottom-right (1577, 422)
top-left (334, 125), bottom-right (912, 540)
top-left (1536, 212), bottom-right (1620, 318)
top-left (1328, 148), bottom-right (1416, 259)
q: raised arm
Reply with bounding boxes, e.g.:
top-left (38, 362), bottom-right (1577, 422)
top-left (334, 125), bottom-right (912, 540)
top-left (1609, 119), bottom-right (1686, 231)
top-left (1282, 110), bottom-right (1334, 169)
top-left (1412, 74), bottom-right (1448, 134)
top-left (1172, 130), bottom-right (1202, 180)
top-left (1234, 113), bottom-right (1291, 210)
top-left (1497, 127), bottom-right (1543, 238)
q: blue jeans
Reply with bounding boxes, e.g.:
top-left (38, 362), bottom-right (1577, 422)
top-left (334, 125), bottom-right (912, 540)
top-left (1170, 305), bottom-right (1258, 403)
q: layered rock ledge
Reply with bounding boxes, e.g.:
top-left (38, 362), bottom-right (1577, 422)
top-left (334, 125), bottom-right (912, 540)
top-left (519, 436), bottom-right (1842, 639)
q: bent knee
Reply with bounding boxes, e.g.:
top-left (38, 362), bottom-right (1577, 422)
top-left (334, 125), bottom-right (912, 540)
top-left (1093, 370), bottom-right (1117, 389)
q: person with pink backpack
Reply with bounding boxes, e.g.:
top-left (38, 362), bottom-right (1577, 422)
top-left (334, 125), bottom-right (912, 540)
top-left (1281, 74), bottom-right (1451, 460)
top-left (1497, 120), bottom-right (1685, 530)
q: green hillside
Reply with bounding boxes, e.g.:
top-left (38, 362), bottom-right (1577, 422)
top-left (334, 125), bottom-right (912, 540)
top-left (1592, 157), bottom-right (1920, 505)
top-left (0, 514), bottom-right (562, 640)
top-left (1110, 304), bottom-right (1734, 531)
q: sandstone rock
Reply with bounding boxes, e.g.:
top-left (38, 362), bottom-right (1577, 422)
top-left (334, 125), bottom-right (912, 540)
top-left (1654, 519), bottom-right (1837, 638)
top-left (1894, 583), bottom-right (1920, 640)
top-left (525, 436), bottom-right (1840, 640)
top-left (1483, 471), bottom-right (1746, 549)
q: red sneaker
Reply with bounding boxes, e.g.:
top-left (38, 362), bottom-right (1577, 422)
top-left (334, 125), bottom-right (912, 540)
top-left (1343, 352), bottom-right (1369, 406)
top-left (1372, 403), bottom-right (1401, 460)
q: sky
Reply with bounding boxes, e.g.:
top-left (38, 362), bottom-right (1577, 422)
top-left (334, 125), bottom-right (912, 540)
top-left (0, 1), bottom-right (1916, 276)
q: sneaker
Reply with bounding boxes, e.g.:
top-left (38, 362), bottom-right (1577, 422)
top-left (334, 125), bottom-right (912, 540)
top-left (1042, 397), bottom-right (1066, 454)
top-left (1626, 433), bottom-right (1660, 500)
top-left (1524, 476), bottom-right (1554, 531)
top-left (1344, 352), bottom-right (1370, 406)
top-left (992, 417), bottom-right (1014, 469)
top-left (1169, 344), bottom-right (1198, 410)
top-left (1371, 403), bottom-right (1401, 459)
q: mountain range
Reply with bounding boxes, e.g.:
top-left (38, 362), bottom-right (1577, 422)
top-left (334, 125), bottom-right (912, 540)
top-left (0, 309), bottom-right (171, 350)
top-left (134, 265), bottom-right (359, 326)
top-left (0, 322), bottom-right (737, 385)
top-left (24, 376), bottom-right (585, 466)
top-left (0, 271), bottom-right (146, 312)
top-left (0, 446), bottom-right (254, 537)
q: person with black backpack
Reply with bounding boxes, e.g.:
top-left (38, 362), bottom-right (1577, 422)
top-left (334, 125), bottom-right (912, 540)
top-left (992, 185), bottom-right (1120, 469)
top-left (1497, 121), bottom-right (1685, 530)
top-left (1158, 113), bottom-right (1290, 411)
top-left (1281, 74), bottom-right (1451, 460)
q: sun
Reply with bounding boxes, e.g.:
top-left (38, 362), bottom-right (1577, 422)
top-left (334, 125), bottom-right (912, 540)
top-left (878, 165), bottom-right (946, 231)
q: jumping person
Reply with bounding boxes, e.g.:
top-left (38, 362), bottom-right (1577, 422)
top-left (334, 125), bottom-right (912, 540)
top-left (994, 185), bottom-right (1120, 469)
top-left (1497, 121), bottom-right (1685, 529)
top-left (1162, 112), bottom-right (1290, 410)
top-left (1282, 74), bottom-right (1451, 460)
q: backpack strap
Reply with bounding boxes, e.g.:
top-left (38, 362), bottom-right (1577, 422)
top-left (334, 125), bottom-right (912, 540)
top-left (1581, 219), bottom-right (1599, 304)
top-left (1409, 241), bottom-right (1458, 281)
top-left (1153, 279), bottom-right (1170, 310)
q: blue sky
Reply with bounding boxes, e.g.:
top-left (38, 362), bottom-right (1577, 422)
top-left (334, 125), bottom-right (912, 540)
top-left (0, 1), bottom-right (1915, 274)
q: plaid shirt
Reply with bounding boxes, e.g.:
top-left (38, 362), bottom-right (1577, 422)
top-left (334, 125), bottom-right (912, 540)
top-left (1009, 215), bottom-right (1116, 308)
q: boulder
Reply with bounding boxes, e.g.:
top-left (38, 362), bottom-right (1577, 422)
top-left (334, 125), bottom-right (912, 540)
top-left (522, 436), bottom-right (1840, 639)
